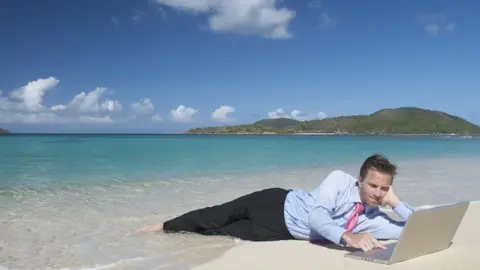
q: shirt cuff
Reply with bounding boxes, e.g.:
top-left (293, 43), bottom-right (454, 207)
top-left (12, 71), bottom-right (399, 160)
top-left (330, 226), bottom-right (348, 245)
top-left (393, 201), bottom-right (414, 220)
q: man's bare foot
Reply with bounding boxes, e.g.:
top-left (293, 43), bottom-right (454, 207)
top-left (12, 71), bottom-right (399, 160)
top-left (137, 224), bottom-right (163, 233)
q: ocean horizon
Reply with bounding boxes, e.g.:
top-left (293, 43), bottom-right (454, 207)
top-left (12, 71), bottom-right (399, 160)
top-left (1, 134), bottom-right (480, 269)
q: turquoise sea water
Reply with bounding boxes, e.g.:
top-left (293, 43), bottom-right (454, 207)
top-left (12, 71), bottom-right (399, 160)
top-left (1, 134), bottom-right (480, 270)
top-left (1, 134), bottom-right (479, 189)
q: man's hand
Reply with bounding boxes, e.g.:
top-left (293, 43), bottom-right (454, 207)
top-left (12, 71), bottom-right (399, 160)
top-left (381, 186), bottom-right (401, 208)
top-left (341, 232), bottom-right (387, 252)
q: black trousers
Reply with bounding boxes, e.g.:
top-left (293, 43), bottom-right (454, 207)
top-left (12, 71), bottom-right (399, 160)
top-left (163, 188), bottom-right (294, 241)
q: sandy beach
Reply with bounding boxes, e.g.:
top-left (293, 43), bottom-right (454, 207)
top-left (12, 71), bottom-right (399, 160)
top-left (192, 202), bottom-right (480, 270)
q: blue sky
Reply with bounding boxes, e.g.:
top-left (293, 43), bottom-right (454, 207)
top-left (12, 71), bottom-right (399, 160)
top-left (1, 0), bottom-right (479, 133)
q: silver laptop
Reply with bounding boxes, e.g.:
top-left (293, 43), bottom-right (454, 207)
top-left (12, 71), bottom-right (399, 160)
top-left (344, 201), bottom-right (470, 265)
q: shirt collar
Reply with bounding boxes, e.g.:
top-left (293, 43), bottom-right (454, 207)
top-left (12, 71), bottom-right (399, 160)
top-left (349, 182), bottom-right (362, 203)
top-left (350, 182), bottom-right (376, 214)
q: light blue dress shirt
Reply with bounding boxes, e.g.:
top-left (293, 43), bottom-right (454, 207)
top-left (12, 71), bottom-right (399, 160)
top-left (284, 170), bottom-right (415, 245)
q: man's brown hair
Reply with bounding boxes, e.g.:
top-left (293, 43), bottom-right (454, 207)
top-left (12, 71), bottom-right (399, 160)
top-left (359, 154), bottom-right (397, 180)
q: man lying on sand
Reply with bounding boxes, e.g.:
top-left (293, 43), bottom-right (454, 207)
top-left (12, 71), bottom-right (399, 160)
top-left (139, 154), bottom-right (414, 252)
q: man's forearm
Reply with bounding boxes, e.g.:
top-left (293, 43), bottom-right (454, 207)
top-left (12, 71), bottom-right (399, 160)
top-left (387, 196), bottom-right (401, 208)
top-left (309, 207), bottom-right (347, 245)
top-left (392, 201), bottom-right (415, 220)
top-left (386, 193), bottom-right (414, 220)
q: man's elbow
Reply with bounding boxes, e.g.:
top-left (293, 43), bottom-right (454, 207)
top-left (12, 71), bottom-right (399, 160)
top-left (308, 211), bottom-right (327, 235)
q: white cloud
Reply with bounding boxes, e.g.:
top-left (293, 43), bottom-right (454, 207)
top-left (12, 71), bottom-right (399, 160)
top-left (316, 112), bottom-right (327, 119)
top-left (51, 104), bottom-right (66, 111)
top-left (268, 108), bottom-right (327, 121)
top-left (425, 22), bottom-right (455, 36)
top-left (212, 105), bottom-right (235, 122)
top-left (130, 98), bottom-right (154, 114)
top-left (0, 112), bottom-right (116, 125)
top-left (170, 105), bottom-right (198, 122)
top-left (425, 23), bottom-right (441, 36)
top-left (158, 7), bottom-right (168, 20)
top-left (318, 12), bottom-right (336, 28)
top-left (0, 96), bottom-right (18, 111)
top-left (0, 111), bottom-right (65, 124)
top-left (101, 99), bottom-right (123, 112)
top-left (154, 0), bottom-right (296, 39)
top-left (0, 77), bottom-right (144, 125)
top-left (290, 109), bottom-right (308, 121)
top-left (445, 23), bottom-right (456, 32)
top-left (50, 87), bottom-right (123, 114)
top-left (111, 16), bottom-right (120, 27)
top-left (268, 108), bottom-right (287, 119)
top-left (419, 13), bottom-right (455, 36)
top-left (308, 1), bottom-right (336, 29)
top-left (78, 115), bottom-right (114, 124)
top-left (132, 8), bottom-right (148, 22)
top-left (9, 77), bottom-right (59, 112)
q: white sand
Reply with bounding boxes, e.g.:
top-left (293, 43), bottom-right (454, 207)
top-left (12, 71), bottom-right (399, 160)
top-left (192, 202), bottom-right (480, 270)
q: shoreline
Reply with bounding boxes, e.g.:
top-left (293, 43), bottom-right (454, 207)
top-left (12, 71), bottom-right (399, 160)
top-left (182, 132), bottom-right (477, 136)
top-left (1, 132), bottom-right (477, 136)
top-left (192, 202), bottom-right (480, 270)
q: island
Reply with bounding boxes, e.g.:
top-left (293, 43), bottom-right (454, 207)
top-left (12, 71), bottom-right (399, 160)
top-left (185, 107), bottom-right (480, 135)
top-left (0, 128), bottom-right (9, 134)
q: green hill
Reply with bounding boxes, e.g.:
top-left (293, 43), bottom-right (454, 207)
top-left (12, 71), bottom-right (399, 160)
top-left (253, 118), bottom-right (299, 129)
top-left (186, 107), bottom-right (480, 135)
top-left (0, 128), bottom-right (9, 134)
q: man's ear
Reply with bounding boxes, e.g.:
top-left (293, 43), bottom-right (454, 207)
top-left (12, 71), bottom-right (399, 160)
top-left (357, 176), bottom-right (363, 187)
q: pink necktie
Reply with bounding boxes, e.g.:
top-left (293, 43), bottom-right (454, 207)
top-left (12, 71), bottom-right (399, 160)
top-left (344, 203), bottom-right (365, 231)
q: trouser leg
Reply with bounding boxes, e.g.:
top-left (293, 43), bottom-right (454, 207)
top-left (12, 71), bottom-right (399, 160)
top-left (162, 199), bottom-right (245, 233)
top-left (163, 188), bottom-right (293, 241)
top-left (198, 217), bottom-right (292, 241)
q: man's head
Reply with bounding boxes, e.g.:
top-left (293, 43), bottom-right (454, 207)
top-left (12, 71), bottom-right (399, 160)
top-left (357, 154), bottom-right (397, 208)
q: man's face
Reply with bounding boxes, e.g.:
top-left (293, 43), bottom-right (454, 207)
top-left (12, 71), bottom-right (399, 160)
top-left (357, 168), bottom-right (392, 208)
